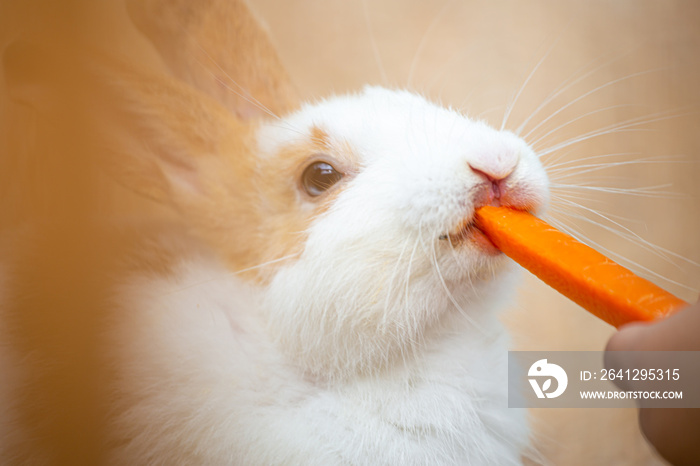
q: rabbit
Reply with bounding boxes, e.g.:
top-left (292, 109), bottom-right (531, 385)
top-left (1, 0), bottom-right (549, 464)
top-left (103, 0), bottom-right (550, 463)
top-left (101, 86), bottom-right (549, 464)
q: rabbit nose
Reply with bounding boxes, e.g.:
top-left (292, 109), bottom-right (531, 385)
top-left (467, 151), bottom-right (519, 182)
top-left (469, 165), bottom-right (504, 204)
top-left (468, 159), bottom-right (519, 206)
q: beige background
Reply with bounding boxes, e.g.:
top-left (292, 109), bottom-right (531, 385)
top-left (2, 0), bottom-right (699, 464)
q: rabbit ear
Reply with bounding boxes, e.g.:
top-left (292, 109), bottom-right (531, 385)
top-left (126, 0), bottom-right (299, 120)
top-left (3, 40), bottom-right (253, 205)
top-left (99, 52), bottom-right (263, 209)
top-left (100, 63), bottom-right (253, 204)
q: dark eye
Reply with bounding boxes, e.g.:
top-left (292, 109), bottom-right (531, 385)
top-left (301, 161), bottom-right (343, 196)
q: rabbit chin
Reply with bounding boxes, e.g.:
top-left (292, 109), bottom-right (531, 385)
top-left (262, 224), bottom-right (523, 382)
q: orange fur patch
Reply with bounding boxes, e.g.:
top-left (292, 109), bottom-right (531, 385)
top-left (189, 124), bottom-right (359, 284)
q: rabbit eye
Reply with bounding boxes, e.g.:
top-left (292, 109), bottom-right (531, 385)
top-left (301, 161), bottom-right (342, 196)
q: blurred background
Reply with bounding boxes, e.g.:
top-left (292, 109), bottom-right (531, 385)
top-left (1, 0), bottom-right (699, 464)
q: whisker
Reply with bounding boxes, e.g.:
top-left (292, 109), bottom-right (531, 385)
top-left (544, 151), bottom-right (642, 170)
top-left (232, 252), bottom-right (302, 275)
top-left (474, 104), bottom-right (508, 122)
top-left (539, 148), bottom-right (579, 168)
top-left (526, 104), bottom-right (634, 149)
top-left (544, 214), bottom-right (698, 293)
top-left (550, 198), bottom-right (699, 269)
top-left (549, 191), bottom-right (608, 205)
top-left (522, 67), bottom-right (668, 141)
top-left (549, 195), bottom-right (647, 226)
top-left (193, 43), bottom-right (282, 121)
top-left (515, 46), bottom-right (638, 135)
top-left (430, 236), bottom-right (485, 333)
top-left (536, 109), bottom-right (694, 156)
top-left (501, 35), bottom-right (562, 131)
top-left (262, 122), bottom-right (326, 141)
top-left (548, 158), bottom-right (690, 180)
top-left (540, 128), bottom-right (651, 154)
top-left (551, 182), bottom-right (682, 198)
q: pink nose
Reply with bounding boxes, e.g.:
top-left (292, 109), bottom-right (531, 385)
top-left (469, 164), bottom-right (507, 203)
top-left (467, 152), bottom-right (518, 181)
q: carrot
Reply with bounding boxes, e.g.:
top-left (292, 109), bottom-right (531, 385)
top-left (474, 205), bottom-right (688, 328)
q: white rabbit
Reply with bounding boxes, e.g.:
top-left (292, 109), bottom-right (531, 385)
top-left (104, 85), bottom-right (549, 465)
top-left (2, 0), bottom-right (550, 464)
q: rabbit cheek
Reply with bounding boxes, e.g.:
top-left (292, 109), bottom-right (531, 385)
top-left (240, 135), bottom-right (350, 283)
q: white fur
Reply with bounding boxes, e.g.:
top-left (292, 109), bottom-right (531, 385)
top-left (109, 87), bottom-right (548, 464)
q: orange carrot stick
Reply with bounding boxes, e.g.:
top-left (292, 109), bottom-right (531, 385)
top-left (474, 205), bottom-right (688, 328)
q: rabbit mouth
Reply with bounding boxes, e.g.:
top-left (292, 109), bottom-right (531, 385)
top-left (441, 217), bottom-right (500, 255)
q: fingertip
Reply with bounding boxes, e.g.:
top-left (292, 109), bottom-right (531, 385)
top-left (605, 322), bottom-right (649, 353)
top-left (604, 322), bottom-right (651, 389)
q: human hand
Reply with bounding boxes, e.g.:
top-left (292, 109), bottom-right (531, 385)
top-left (606, 300), bottom-right (700, 465)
